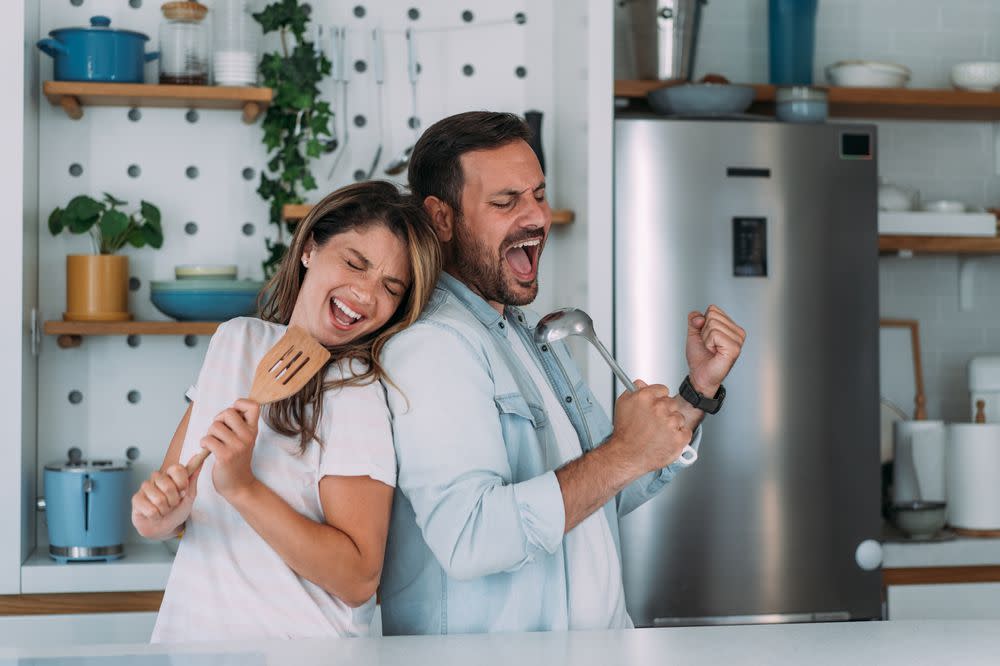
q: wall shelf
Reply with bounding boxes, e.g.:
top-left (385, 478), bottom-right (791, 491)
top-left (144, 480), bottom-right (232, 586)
top-left (44, 321), bottom-right (220, 349)
top-left (282, 203), bottom-right (576, 225)
top-left (616, 81), bottom-right (1000, 121)
top-left (42, 81), bottom-right (272, 123)
top-left (879, 235), bottom-right (1000, 254)
top-left (20, 542), bottom-right (172, 595)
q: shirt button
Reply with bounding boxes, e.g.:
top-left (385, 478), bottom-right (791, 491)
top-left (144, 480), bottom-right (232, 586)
top-left (541, 345), bottom-right (548, 352)
top-left (498, 321), bottom-right (505, 329)
top-left (565, 396), bottom-right (573, 403)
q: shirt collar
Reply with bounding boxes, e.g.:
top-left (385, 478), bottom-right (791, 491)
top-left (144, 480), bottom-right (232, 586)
top-left (436, 272), bottom-right (530, 331)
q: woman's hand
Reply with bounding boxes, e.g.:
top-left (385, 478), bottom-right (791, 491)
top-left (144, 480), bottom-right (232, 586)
top-left (201, 399), bottom-right (261, 502)
top-left (131, 463), bottom-right (201, 540)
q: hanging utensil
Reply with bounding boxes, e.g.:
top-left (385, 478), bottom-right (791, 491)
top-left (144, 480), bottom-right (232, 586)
top-left (533, 307), bottom-right (698, 468)
top-left (384, 28), bottom-right (419, 176)
top-left (365, 27), bottom-right (385, 179)
top-left (328, 26), bottom-right (350, 180)
top-left (322, 24), bottom-right (339, 154)
top-left (185, 326), bottom-right (332, 475)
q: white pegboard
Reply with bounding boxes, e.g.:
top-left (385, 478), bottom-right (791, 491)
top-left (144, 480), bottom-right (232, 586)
top-left (34, 0), bottom-right (559, 551)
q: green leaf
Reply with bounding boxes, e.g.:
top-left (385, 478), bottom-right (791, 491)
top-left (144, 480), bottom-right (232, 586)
top-left (140, 201), bottom-right (161, 228)
top-left (48, 207), bottom-right (64, 236)
top-left (64, 195), bottom-right (104, 232)
top-left (102, 192), bottom-right (127, 208)
top-left (140, 222), bottom-right (164, 249)
top-left (99, 209), bottom-right (129, 244)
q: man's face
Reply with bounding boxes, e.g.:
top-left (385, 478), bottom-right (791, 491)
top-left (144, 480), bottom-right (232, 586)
top-left (449, 140), bottom-right (551, 311)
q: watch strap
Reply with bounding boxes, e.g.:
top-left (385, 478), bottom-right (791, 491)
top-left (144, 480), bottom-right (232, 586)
top-left (679, 375), bottom-right (725, 415)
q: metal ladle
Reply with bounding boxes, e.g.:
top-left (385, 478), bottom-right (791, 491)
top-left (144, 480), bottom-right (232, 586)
top-left (384, 28), bottom-right (419, 176)
top-left (534, 307), bottom-right (697, 467)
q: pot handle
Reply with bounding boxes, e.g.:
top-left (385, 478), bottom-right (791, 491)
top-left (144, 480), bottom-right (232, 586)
top-left (36, 38), bottom-right (67, 58)
top-left (144, 50), bottom-right (160, 63)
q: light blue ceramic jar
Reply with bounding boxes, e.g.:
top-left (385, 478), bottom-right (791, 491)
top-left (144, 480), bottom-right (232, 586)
top-left (43, 460), bottom-right (130, 563)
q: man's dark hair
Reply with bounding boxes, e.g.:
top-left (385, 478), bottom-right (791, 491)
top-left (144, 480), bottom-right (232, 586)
top-left (407, 111), bottom-right (532, 216)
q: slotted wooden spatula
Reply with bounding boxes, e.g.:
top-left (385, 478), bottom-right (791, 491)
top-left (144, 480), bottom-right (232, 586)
top-left (185, 326), bottom-right (331, 474)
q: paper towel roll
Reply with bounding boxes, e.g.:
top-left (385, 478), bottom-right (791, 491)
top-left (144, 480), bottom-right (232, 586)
top-left (893, 420), bottom-right (946, 502)
top-left (947, 424), bottom-right (1000, 530)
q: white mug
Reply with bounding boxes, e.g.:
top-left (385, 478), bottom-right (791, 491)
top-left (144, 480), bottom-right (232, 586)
top-left (893, 420), bottom-right (946, 502)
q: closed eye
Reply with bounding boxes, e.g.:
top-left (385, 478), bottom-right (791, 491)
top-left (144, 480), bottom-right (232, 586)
top-left (346, 260), bottom-right (364, 271)
top-left (490, 200), bottom-right (516, 210)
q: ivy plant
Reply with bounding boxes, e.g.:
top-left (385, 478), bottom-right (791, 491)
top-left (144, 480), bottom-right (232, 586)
top-left (254, 0), bottom-right (333, 277)
top-left (48, 193), bottom-right (163, 255)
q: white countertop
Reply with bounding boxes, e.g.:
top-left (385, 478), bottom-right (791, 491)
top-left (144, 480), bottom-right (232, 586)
top-left (882, 535), bottom-right (1000, 568)
top-left (0, 621), bottom-right (998, 665)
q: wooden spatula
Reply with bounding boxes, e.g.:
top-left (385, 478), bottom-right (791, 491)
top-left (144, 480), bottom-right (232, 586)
top-left (185, 325), bottom-right (331, 474)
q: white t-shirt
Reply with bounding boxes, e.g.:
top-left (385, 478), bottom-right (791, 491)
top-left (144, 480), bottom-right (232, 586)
top-left (151, 317), bottom-right (397, 643)
top-left (506, 326), bottom-right (632, 631)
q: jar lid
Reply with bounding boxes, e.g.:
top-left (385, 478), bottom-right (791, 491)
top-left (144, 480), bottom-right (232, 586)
top-left (776, 86), bottom-right (828, 103)
top-left (44, 459), bottom-right (129, 473)
top-left (162, 2), bottom-right (209, 21)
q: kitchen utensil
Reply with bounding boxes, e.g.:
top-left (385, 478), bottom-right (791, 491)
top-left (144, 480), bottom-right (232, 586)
top-left (150, 279), bottom-right (264, 321)
top-left (385, 28), bottom-right (419, 176)
top-left (970, 356), bottom-right (1000, 424)
top-left (775, 86), bottom-right (827, 123)
top-left (947, 423), bottom-right (1000, 532)
top-left (950, 62), bottom-right (1000, 91)
top-left (39, 459), bottom-right (130, 562)
top-left (646, 83), bottom-right (755, 116)
top-left (366, 27), bottom-right (385, 179)
top-left (534, 307), bottom-right (697, 467)
top-left (892, 420), bottom-right (946, 503)
top-left (37, 16), bottom-right (159, 83)
top-left (614, 0), bottom-right (707, 81)
top-left (185, 326), bottom-right (331, 474)
top-left (769, 0), bottom-right (818, 85)
top-left (175, 264), bottom-right (238, 280)
top-left (825, 60), bottom-right (911, 87)
top-left (327, 26), bottom-right (349, 180)
top-left (890, 500), bottom-right (947, 539)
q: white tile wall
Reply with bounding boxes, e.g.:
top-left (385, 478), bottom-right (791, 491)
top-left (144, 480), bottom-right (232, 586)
top-left (694, 0), bottom-right (1000, 421)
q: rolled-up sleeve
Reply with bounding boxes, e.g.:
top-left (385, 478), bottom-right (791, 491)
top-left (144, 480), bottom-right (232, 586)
top-left (383, 324), bottom-right (566, 581)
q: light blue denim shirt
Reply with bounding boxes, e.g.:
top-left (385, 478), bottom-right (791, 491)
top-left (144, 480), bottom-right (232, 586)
top-left (379, 273), bottom-right (701, 635)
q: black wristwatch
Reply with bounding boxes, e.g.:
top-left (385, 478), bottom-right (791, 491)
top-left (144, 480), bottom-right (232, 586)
top-left (679, 375), bottom-right (726, 414)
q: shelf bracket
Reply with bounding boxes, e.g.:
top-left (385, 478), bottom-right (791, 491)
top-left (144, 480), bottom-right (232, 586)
top-left (242, 102), bottom-right (261, 124)
top-left (58, 95), bottom-right (83, 121)
top-left (56, 334), bottom-right (83, 349)
top-left (959, 257), bottom-right (977, 312)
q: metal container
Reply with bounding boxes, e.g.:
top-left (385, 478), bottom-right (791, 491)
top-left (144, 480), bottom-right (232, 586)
top-left (36, 16), bottom-right (159, 83)
top-left (40, 459), bottom-right (130, 563)
top-left (614, 0), bottom-right (708, 81)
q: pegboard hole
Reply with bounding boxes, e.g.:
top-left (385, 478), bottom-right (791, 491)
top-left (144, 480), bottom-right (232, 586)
top-left (69, 163), bottom-right (83, 177)
top-left (186, 109), bottom-right (199, 123)
top-left (128, 108), bottom-right (142, 122)
top-left (462, 64), bottom-right (475, 77)
top-left (129, 276), bottom-right (141, 291)
top-left (515, 12), bottom-right (527, 24)
top-left (184, 335), bottom-right (199, 348)
top-left (186, 166), bottom-right (200, 179)
top-left (462, 10), bottom-right (474, 22)
top-left (128, 164), bottom-right (141, 178)
top-left (70, 0), bottom-right (84, 6)
top-left (407, 7), bottom-right (420, 20)
top-left (126, 446), bottom-right (141, 461)
top-left (354, 60), bottom-right (367, 73)
top-left (129, 0), bottom-right (142, 7)
top-left (68, 390), bottom-right (83, 405)
top-left (127, 334), bottom-right (141, 348)
top-left (516, 66), bottom-right (527, 78)
top-left (408, 116), bottom-right (420, 130)
top-left (353, 5), bottom-right (366, 18)
top-left (353, 169), bottom-right (367, 182)
top-left (354, 114), bottom-right (367, 128)
top-left (127, 390), bottom-right (142, 404)
top-left (185, 221), bottom-right (199, 235)
top-left (67, 447), bottom-right (83, 464)
top-left (242, 167), bottom-right (256, 181)
top-left (242, 223), bottom-right (256, 236)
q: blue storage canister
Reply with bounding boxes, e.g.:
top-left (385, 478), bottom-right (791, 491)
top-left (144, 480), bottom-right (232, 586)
top-left (768, 0), bottom-right (819, 86)
top-left (43, 460), bottom-right (130, 563)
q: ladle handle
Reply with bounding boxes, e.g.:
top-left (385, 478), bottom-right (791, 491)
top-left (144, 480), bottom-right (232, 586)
top-left (590, 336), bottom-right (698, 468)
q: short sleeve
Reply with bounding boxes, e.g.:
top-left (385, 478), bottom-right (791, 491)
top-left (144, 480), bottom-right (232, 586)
top-left (317, 378), bottom-right (397, 488)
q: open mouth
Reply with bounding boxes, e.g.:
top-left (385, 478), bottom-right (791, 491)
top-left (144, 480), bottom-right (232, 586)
top-left (329, 297), bottom-right (367, 331)
top-left (504, 236), bottom-right (543, 282)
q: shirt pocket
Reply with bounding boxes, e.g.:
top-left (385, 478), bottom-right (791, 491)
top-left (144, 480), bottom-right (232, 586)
top-left (494, 392), bottom-right (547, 430)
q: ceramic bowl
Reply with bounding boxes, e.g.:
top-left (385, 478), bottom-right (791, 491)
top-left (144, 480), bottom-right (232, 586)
top-left (879, 182), bottom-right (917, 212)
top-left (950, 62), bottom-right (1000, 91)
top-left (891, 501), bottom-right (947, 539)
top-left (175, 264), bottom-right (238, 280)
top-left (647, 83), bottom-right (755, 116)
top-left (150, 279), bottom-right (264, 321)
top-left (921, 199), bottom-right (967, 214)
top-left (825, 60), bottom-right (911, 88)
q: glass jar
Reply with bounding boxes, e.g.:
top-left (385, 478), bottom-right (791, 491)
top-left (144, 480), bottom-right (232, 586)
top-left (212, 0), bottom-right (261, 87)
top-left (159, 2), bottom-right (210, 85)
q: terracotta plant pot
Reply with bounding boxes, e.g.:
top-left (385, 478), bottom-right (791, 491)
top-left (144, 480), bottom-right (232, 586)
top-left (64, 254), bottom-right (131, 322)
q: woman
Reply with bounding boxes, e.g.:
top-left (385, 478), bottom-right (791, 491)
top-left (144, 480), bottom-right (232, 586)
top-left (131, 181), bottom-right (440, 642)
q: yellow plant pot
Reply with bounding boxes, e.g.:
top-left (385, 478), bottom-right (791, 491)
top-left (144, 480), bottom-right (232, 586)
top-left (63, 254), bottom-right (132, 322)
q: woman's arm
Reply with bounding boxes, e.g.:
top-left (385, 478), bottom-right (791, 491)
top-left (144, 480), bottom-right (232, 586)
top-left (202, 399), bottom-right (394, 607)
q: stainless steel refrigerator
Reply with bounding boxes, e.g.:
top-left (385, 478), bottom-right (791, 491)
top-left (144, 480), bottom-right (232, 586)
top-left (614, 115), bottom-right (883, 626)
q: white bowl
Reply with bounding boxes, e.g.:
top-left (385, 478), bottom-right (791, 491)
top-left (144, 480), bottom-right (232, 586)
top-left (175, 264), bottom-right (238, 280)
top-left (921, 199), bottom-right (967, 214)
top-left (879, 182), bottom-right (917, 212)
top-left (826, 60), bottom-right (911, 88)
top-left (951, 62), bottom-right (1000, 91)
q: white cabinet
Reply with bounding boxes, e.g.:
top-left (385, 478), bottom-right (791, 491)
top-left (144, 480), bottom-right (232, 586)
top-left (887, 583), bottom-right (1000, 620)
top-left (0, 612), bottom-right (155, 647)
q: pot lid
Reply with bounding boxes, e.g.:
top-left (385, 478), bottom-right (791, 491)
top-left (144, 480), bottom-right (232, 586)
top-left (44, 458), bottom-right (129, 472)
top-left (49, 16), bottom-right (150, 41)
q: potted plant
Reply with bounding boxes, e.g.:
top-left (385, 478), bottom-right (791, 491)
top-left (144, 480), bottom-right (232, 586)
top-left (48, 193), bottom-right (163, 321)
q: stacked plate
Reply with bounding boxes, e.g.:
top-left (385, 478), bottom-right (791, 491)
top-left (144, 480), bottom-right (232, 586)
top-left (151, 265), bottom-right (264, 321)
top-left (213, 50), bottom-right (257, 86)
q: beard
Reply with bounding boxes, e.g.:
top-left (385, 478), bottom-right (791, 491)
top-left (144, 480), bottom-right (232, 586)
top-left (449, 215), bottom-right (541, 307)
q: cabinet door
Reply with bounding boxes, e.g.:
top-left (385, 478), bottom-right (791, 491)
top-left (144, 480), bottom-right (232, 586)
top-left (0, 612), bottom-right (156, 646)
top-left (887, 583), bottom-right (1000, 620)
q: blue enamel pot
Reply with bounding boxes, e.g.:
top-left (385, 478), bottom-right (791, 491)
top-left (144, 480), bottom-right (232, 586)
top-left (37, 16), bottom-right (158, 83)
top-left (42, 460), bottom-right (130, 563)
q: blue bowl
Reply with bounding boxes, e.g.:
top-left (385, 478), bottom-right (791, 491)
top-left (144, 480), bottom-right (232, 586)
top-left (150, 280), bottom-right (264, 321)
top-left (647, 83), bottom-right (756, 116)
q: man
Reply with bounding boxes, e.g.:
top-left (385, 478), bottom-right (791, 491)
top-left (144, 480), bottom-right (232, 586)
top-left (379, 111), bottom-right (745, 635)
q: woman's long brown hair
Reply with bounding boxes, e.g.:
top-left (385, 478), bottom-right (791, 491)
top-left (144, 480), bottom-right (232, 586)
top-left (258, 181), bottom-right (441, 452)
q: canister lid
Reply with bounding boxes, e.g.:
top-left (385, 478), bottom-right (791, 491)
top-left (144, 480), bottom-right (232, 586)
top-left (44, 459), bottom-right (129, 473)
top-left (969, 356), bottom-right (1000, 391)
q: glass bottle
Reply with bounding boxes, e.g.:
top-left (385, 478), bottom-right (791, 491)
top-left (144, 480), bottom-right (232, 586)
top-left (159, 2), bottom-right (210, 85)
top-left (212, 0), bottom-right (261, 87)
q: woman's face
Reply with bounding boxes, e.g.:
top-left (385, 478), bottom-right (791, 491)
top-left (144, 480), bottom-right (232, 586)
top-left (290, 224), bottom-right (411, 347)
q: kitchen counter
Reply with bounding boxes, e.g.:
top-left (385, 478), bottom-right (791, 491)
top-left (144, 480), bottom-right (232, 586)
top-left (1, 621), bottom-right (998, 665)
top-left (883, 535), bottom-right (1000, 568)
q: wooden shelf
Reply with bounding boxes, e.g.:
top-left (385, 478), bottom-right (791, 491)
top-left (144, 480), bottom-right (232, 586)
top-left (43, 81), bottom-right (272, 123)
top-left (616, 80), bottom-right (1000, 121)
top-left (44, 320), bottom-right (220, 348)
top-left (282, 203), bottom-right (576, 225)
top-left (879, 235), bottom-right (1000, 254)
